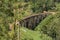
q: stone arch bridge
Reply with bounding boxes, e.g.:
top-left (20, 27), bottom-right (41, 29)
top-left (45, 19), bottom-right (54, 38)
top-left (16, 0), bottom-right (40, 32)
top-left (19, 13), bottom-right (50, 30)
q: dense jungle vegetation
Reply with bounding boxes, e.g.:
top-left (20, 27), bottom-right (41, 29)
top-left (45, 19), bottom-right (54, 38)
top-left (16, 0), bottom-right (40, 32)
top-left (0, 0), bottom-right (60, 40)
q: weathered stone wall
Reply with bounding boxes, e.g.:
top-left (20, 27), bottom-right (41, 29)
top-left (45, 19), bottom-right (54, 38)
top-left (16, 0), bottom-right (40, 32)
top-left (19, 13), bottom-right (49, 30)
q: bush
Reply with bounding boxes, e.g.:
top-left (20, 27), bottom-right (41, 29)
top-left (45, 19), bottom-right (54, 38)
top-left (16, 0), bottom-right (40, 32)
top-left (31, 0), bottom-right (55, 13)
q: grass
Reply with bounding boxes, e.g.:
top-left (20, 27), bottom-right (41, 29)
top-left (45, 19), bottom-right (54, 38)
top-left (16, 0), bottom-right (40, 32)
top-left (35, 12), bottom-right (60, 40)
top-left (20, 27), bottom-right (52, 40)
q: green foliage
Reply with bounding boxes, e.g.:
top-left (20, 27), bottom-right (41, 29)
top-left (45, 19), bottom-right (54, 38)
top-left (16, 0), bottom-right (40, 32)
top-left (31, 0), bottom-right (55, 13)
top-left (0, 0), bottom-right (15, 40)
top-left (35, 15), bottom-right (53, 31)
top-left (0, 0), bottom-right (59, 40)
top-left (55, 3), bottom-right (60, 11)
top-left (35, 13), bottom-right (60, 40)
top-left (20, 27), bottom-right (53, 40)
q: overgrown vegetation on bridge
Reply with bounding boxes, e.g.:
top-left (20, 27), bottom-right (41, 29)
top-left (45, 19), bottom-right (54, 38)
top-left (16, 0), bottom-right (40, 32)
top-left (0, 0), bottom-right (60, 40)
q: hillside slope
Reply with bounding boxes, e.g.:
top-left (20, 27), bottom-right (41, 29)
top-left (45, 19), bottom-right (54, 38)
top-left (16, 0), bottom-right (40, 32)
top-left (35, 12), bottom-right (60, 40)
top-left (20, 27), bottom-right (52, 40)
